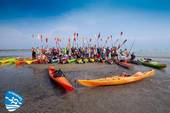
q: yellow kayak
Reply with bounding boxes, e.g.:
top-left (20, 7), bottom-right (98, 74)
top-left (77, 70), bottom-right (155, 87)
top-left (24, 59), bottom-right (38, 64)
top-left (0, 59), bottom-right (8, 64)
top-left (77, 58), bottom-right (83, 64)
top-left (83, 58), bottom-right (89, 63)
top-left (89, 58), bottom-right (95, 63)
top-left (0, 58), bottom-right (16, 64)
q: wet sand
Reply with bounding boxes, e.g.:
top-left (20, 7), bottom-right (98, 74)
top-left (0, 59), bottom-right (170, 113)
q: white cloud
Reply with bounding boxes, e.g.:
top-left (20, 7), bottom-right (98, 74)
top-left (0, 5), bottom-right (170, 49)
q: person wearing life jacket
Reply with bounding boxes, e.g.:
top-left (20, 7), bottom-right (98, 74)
top-left (53, 69), bottom-right (65, 78)
top-left (111, 47), bottom-right (118, 61)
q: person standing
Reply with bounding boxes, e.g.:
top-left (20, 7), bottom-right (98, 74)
top-left (130, 52), bottom-right (136, 61)
top-left (32, 48), bottom-right (36, 59)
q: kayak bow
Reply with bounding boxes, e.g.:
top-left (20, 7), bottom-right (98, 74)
top-left (48, 66), bottom-right (74, 91)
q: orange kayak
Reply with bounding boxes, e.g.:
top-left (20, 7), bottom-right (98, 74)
top-left (48, 66), bottom-right (74, 91)
top-left (115, 60), bottom-right (133, 69)
top-left (77, 70), bottom-right (155, 87)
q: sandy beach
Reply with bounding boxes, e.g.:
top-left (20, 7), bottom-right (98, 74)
top-left (0, 58), bottom-right (170, 113)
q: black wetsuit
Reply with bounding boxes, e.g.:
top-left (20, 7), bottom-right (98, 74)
top-left (32, 50), bottom-right (36, 59)
top-left (53, 69), bottom-right (64, 78)
top-left (130, 54), bottom-right (136, 61)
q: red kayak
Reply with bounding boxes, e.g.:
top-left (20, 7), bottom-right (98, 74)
top-left (48, 66), bottom-right (74, 92)
top-left (15, 60), bottom-right (25, 65)
top-left (115, 60), bottom-right (133, 69)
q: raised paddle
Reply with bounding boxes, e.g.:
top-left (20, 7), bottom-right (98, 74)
top-left (128, 39), bottom-right (135, 57)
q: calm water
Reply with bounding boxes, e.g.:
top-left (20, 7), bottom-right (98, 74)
top-left (0, 50), bottom-right (31, 58)
top-left (135, 50), bottom-right (170, 59)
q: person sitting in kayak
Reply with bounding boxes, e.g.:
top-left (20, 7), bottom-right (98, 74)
top-left (144, 58), bottom-right (152, 62)
top-left (53, 69), bottom-right (65, 78)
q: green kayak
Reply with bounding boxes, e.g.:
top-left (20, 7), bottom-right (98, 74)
top-left (67, 58), bottom-right (76, 63)
top-left (7, 58), bottom-right (16, 64)
top-left (138, 58), bottom-right (167, 69)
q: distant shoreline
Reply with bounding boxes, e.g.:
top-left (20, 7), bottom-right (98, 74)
top-left (0, 49), bottom-right (31, 51)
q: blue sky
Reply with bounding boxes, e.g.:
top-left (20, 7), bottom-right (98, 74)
top-left (0, 0), bottom-right (170, 50)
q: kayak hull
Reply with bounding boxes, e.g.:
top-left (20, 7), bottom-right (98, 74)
top-left (24, 59), bottom-right (39, 64)
top-left (67, 59), bottom-right (76, 63)
top-left (83, 58), bottom-right (89, 63)
top-left (15, 60), bottom-right (25, 65)
top-left (77, 70), bottom-right (155, 87)
top-left (128, 60), bottom-right (141, 65)
top-left (138, 59), bottom-right (167, 69)
top-left (0, 58), bottom-right (16, 64)
top-left (89, 58), bottom-right (95, 63)
top-left (106, 59), bottom-right (114, 64)
top-left (115, 60), bottom-right (133, 69)
top-left (77, 59), bottom-right (83, 64)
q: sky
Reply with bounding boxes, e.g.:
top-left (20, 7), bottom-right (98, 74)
top-left (0, 0), bottom-right (170, 50)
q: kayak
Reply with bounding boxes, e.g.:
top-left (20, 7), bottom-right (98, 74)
top-left (67, 58), bottom-right (76, 63)
top-left (128, 60), bottom-right (141, 65)
top-left (7, 58), bottom-right (16, 64)
top-left (101, 59), bottom-right (105, 63)
top-left (77, 58), bottom-right (83, 64)
top-left (0, 58), bottom-right (8, 64)
top-left (0, 58), bottom-right (16, 64)
top-left (0, 59), bottom-right (10, 64)
top-left (105, 59), bottom-right (114, 64)
top-left (52, 58), bottom-right (60, 63)
top-left (83, 58), bottom-right (89, 63)
top-left (24, 59), bottom-right (38, 64)
top-left (115, 60), bottom-right (133, 69)
top-left (89, 58), bottom-right (95, 63)
top-left (138, 58), bottom-right (167, 69)
top-left (96, 58), bottom-right (105, 63)
top-left (77, 70), bottom-right (155, 87)
top-left (61, 58), bottom-right (67, 64)
top-left (15, 60), bottom-right (25, 65)
top-left (96, 58), bottom-right (101, 63)
top-left (48, 66), bottom-right (74, 91)
top-left (24, 60), bottom-right (33, 64)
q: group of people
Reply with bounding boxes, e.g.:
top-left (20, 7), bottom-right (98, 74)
top-left (31, 46), bottom-right (136, 64)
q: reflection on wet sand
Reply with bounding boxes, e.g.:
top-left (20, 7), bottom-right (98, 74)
top-left (0, 61), bottom-right (170, 113)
